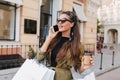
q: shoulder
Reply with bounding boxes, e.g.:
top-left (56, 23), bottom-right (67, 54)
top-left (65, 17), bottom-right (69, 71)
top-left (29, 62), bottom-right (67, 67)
top-left (79, 44), bottom-right (85, 55)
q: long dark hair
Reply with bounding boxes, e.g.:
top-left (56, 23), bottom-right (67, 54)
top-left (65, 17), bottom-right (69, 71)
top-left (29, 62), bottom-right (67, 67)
top-left (46, 11), bottom-right (83, 70)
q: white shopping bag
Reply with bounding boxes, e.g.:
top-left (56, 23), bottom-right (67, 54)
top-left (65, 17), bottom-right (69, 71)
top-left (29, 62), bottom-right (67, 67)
top-left (12, 59), bottom-right (55, 80)
top-left (42, 67), bottom-right (55, 80)
top-left (82, 72), bottom-right (95, 80)
top-left (70, 67), bottom-right (95, 80)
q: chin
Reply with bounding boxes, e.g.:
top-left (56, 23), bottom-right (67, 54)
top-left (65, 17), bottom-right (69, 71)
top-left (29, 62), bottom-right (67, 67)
top-left (58, 29), bottom-right (62, 32)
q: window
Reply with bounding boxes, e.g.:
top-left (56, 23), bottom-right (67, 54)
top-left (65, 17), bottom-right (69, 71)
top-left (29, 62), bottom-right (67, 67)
top-left (0, 3), bottom-right (15, 40)
top-left (73, 2), bottom-right (87, 22)
top-left (24, 19), bottom-right (37, 34)
top-left (39, 0), bottom-right (53, 45)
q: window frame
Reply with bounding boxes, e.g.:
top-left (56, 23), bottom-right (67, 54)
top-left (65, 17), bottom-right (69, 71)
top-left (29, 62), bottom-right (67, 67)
top-left (24, 19), bottom-right (37, 34)
top-left (0, 2), bottom-right (17, 41)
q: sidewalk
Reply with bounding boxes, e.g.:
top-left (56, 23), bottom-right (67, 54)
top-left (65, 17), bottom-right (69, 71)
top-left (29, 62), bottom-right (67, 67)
top-left (0, 50), bottom-right (120, 80)
top-left (0, 68), bottom-right (19, 80)
top-left (92, 50), bottom-right (120, 76)
top-left (96, 66), bottom-right (120, 80)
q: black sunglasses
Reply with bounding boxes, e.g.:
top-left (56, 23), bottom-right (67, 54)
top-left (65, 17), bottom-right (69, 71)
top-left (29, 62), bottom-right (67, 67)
top-left (57, 18), bottom-right (72, 24)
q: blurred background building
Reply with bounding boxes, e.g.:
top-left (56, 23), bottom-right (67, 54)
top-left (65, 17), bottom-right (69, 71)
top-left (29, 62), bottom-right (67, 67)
top-left (98, 0), bottom-right (120, 44)
top-left (0, 0), bottom-right (100, 69)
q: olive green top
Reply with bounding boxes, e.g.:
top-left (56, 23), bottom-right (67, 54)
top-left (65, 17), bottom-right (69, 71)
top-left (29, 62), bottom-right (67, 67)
top-left (28, 45), bottom-right (84, 80)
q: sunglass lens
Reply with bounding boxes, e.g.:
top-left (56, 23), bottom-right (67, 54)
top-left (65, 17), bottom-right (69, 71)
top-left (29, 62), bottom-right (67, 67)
top-left (61, 20), bottom-right (66, 23)
top-left (57, 19), bottom-right (66, 23)
top-left (57, 18), bottom-right (72, 23)
top-left (57, 20), bottom-right (60, 23)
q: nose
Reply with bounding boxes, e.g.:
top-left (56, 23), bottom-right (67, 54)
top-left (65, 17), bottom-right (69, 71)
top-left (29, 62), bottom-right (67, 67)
top-left (57, 21), bottom-right (63, 24)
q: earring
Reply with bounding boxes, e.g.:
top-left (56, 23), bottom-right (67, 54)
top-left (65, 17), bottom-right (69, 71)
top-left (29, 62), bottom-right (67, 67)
top-left (69, 37), bottom-right (72, 41)
top-left (69, 32), bottom-right (74, 42)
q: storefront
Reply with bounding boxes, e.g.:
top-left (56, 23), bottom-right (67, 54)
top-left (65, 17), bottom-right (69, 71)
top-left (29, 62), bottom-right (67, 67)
top-left (73, 1), bottom-right (87, 42)
top-left (0, 0), bottom-right (99, 69)
top-left (0, 0), bottom-right (23, 69)
top-left (0, 0), bottom-right (22, 42)
top-left (39, 0), bottom-right (87, 45)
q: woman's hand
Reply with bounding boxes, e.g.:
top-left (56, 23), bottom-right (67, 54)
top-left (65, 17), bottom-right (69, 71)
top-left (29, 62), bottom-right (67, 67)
top-left (46, 26), bottom-right (59, 40)
top-left (40, 26), bottom-right (59, 52)
top-left (27, 46), bottom-right (37, 59)
top-left (79, 56), bottom-right (94, 72)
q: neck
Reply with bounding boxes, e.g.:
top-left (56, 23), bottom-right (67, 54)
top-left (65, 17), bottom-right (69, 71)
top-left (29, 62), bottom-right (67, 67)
top-left (62, 31), bottom-right (71, 38)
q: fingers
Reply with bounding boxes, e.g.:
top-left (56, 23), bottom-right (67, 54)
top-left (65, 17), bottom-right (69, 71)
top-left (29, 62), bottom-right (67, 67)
top-left (89, 57), bottom-right (94, 65)
top-left (50, 26), bottom-right (59, 33)
top-left (81, 57), bottom-right (85, 66)
top-left (47, 26), bottom-right (59, 39)
top-left (81, 56), bottom-right (94, 70)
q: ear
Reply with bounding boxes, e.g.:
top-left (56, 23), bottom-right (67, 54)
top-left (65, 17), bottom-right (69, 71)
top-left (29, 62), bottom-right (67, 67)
top-left (70, 22), bottom-right (74, 27)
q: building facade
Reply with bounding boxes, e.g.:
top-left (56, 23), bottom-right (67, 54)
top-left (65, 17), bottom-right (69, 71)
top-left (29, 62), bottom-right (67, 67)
top-left (98, 0), bottom-right (120, 44)
top-left (0, 0), bottom-right (100, 56)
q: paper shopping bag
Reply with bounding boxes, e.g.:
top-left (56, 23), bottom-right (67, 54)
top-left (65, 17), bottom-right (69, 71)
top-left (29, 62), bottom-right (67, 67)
top-left (83, 72), bottom-right (95, 80)
top-left (70, 67), bottom-right (95, 80)
top-left (12, 59), bottom-right (55, 80)
top-left (41, 67), bottom-right (55, 80)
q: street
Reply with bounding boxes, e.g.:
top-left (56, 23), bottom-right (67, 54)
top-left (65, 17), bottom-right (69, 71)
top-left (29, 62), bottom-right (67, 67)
top-left (96, 67), bottom-right (120, 80)
top-left (0, 66), bottom-right (120, 80)
top-left (1, 47), bottom-right (120, 80)
top-left (0, 0), bottom-right (120, 80)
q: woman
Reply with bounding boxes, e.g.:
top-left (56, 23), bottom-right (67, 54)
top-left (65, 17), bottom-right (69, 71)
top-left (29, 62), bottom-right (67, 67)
top-left (28, 11), bottom-right (93, 80)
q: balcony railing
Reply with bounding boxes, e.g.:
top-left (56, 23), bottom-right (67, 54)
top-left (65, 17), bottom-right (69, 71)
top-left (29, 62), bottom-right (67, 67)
top-left (0, 44), bottom-right (39, 70)
top-left (0, 43), bottom-right (119, 72)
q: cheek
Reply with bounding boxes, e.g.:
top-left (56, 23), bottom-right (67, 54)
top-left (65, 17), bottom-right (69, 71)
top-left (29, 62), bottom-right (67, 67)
top-left (64, 23), bottom-right (72, 29)
top-left (65, 24), bottom-right (71, 30)
top-left (58, 22), bottom-right (72, 31)
top-left (60, 24), bottom-right (71, 31)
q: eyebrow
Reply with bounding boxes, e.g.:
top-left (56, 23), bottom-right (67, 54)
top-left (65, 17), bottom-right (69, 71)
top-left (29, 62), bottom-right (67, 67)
top-left (58, 18), bottom-right (70, 20)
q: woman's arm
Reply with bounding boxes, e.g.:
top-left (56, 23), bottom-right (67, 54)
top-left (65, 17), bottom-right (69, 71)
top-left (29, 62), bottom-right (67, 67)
top-left (28, 27), bottom-right (59, 60)
top-left (40, 27), bottom-right (59, 52)
top-left (78, 44), bottom-right (94, 72)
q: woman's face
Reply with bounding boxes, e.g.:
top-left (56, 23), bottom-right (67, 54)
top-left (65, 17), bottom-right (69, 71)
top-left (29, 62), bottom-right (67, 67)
top-left (57, 14), bottom-right (73, 36)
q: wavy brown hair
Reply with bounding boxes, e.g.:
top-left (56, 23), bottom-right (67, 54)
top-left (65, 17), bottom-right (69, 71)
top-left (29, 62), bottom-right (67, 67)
top-left (46, 11), bottom-right (83, 70)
